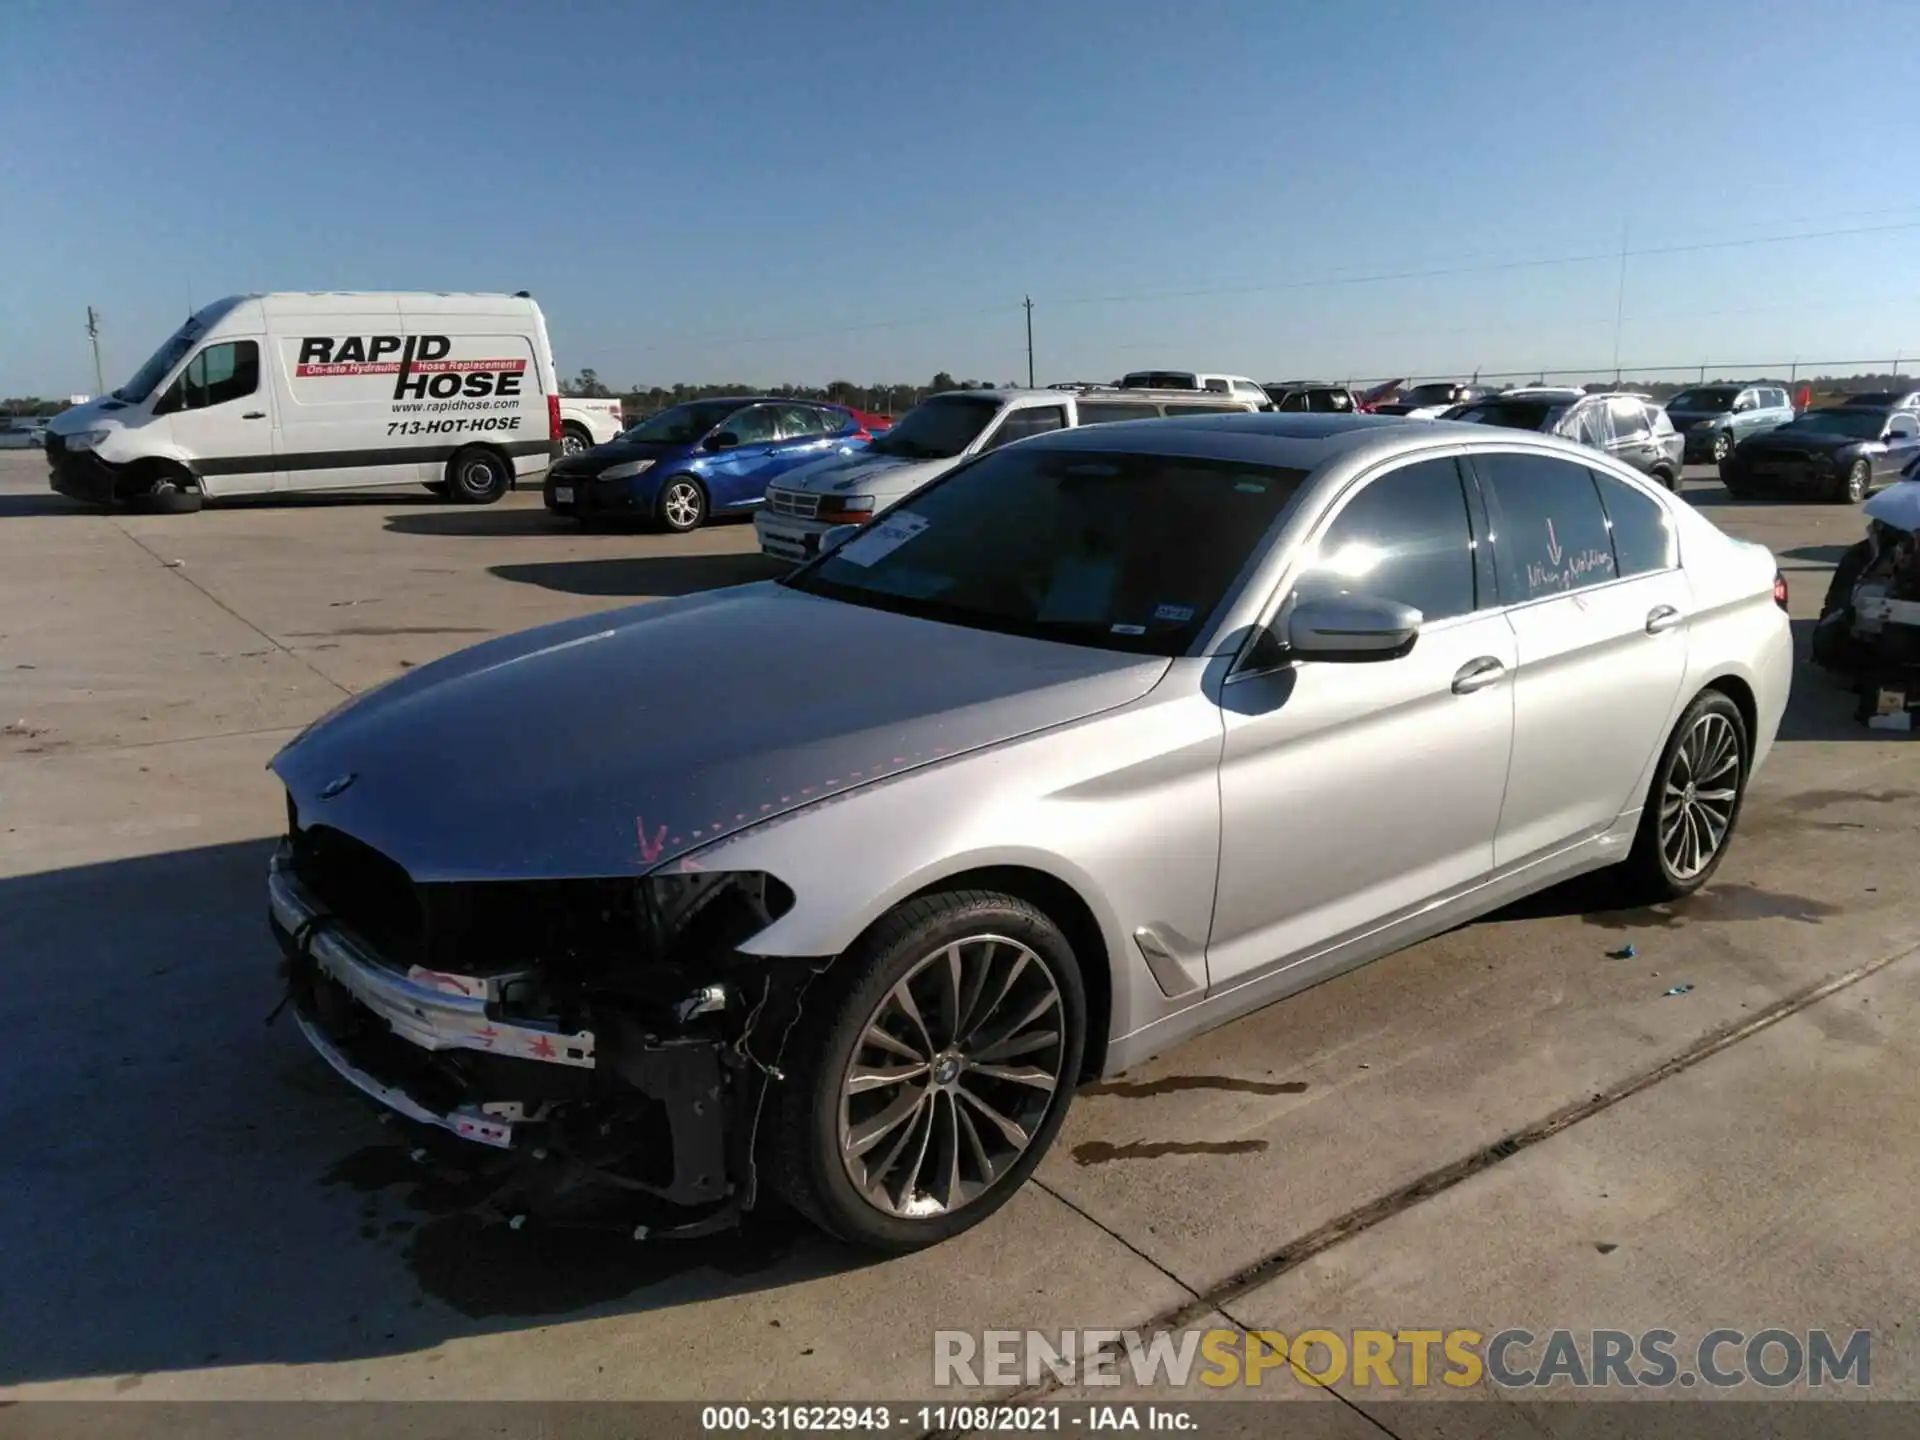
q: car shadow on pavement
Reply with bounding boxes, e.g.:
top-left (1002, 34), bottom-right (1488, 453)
top-left (0, 492), bottom-right (103, 517)
top-left (0, 839), bottom-right (873, 1387)
top-left (384, 508), bottom-right (584, 537)
top-left (488, 553), bottom-right (791, 598)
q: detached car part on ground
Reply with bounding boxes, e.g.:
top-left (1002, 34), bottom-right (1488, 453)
top-left (270, 413), bottom-right (1791, 1253)
top-left (1810, 480), bottom-right (1920, 725)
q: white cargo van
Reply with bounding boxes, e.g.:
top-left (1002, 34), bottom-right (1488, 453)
top-left (46, 291), bottom-right (563, 511)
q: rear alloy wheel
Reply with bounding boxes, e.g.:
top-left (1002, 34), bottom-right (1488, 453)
top-left (1615, 690), bottom-right (1749, 903)
top-left (657, 476), bottom-right (707, 533)
top-left (1840, 459), bottom-right (1870, 504)
top-left (1711, 432), bottom-right (1732, 465)
top-left (768, 890), bottom-right (1085, 1252)
top-left (446, 447), bottom-right (511, 505)
top-left (560, 424), bottom-right (592, 458)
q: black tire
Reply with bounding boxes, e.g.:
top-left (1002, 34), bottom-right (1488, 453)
top-left (1711, 432), bottom-right (1732, 465)
top-left (423, 481), bottom-right (451, 497)
top-left (1651, 466), bottom-right (1679, 493)
top-left (560, 423), bottom-right (594, 458)
top-left (766, 889), bottom-right (1087, 1253)
top-left (444, 447), bottom-right (512, 505)
top-left (655, 475), bottom-right (707, 533)
top-left (1838, 459), bottom-right (1870, 505)
top-left (129, 470), bottom-right (204, 514)
top-left (1613, 689), bottom-right (1750, 905)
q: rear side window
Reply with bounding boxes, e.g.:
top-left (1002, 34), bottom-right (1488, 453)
top-left (982, 405), bottom-right (1067, 450)
top-left (720, 405), bottom-right (782, 444)
top-left (1591, 470), bottom-right (1677, 576)
top-left (1076, 401), bottom-right (1160, 425)
top-left (1275, 391), bottom-right (1309, 411)
top-left (1570, 403), bottom-right (1612, 448)
top-left (1310, 389), bottom-right (1353, 412)
top-left (1607, 397), bottom-right (1650, 440)
top-left (1297, 457), bottom-right (1479, 623)
top-left (1473, 451), bottom-right (1619, 601)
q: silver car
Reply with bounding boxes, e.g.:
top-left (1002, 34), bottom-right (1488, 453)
top-left (267, 413), bottom-right (1794, 1252)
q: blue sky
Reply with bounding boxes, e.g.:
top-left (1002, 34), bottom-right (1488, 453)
top-left (4, 0), bottom-right (1917, 396)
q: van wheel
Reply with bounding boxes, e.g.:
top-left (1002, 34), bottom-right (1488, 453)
top-left (129, 469), bottom-right (204, 514)
top-left (657, 477), bottom-right (707, 533)
top-left (445, 447), bottom-right (511, 505)
top-left (766, 889), bottom-right (1086, 1252)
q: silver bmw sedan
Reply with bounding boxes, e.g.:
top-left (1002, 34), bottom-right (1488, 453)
top-left (267, 412), bottom-right (1793, 1252)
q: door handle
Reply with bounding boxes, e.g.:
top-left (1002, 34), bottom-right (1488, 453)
top-left (1646, 604), bottom-right (1684, 635)
top-left (241, 411), bottom-right (265, 419)
top-left (1451, 656), bottom-right (1506, 694)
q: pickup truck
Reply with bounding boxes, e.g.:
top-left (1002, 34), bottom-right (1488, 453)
top-left (557, 397), bottom-right (625, 457)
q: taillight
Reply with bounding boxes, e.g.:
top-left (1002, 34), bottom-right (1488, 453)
top-left (1773, 570), bottom-right (1789, 611)
top-left (547, 394), bottom-right (562, 443)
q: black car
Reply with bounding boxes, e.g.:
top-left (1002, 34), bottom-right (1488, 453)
top-left (1840, 389), bottom-right (1920, 411)
top-left (1261, 380), bottom-right (1357, 413)
top-left (1723, 406), bottom-right (1920, 504)
top-left (1445, 390), bottom-right (1685, 491)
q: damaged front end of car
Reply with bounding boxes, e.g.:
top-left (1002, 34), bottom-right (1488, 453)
top-left (268, 798), bottom-right (824, 1237)
top-left (1810, 488), bottom-right (1920, 728)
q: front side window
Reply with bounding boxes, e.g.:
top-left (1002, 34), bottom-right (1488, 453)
top-left (1474, 452), bottom-right (1618, 601)
top-left (717, 405), bottom-right (781, 445)
top-left (1888, 414), bottom-right (1919, 440)
top-left (982, 406), bottom-right (1066, 450)
top-left (167, 340), bottom-right (259, 412)
top-left (1294, 457), bottom-right (1479, 623)
top-left (785, 448), bottom-right (1310, 655)
top-left (1591, 469), bottom-right (1677, 577)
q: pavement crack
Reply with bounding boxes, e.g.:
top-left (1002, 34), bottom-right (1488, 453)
top-left (112, 525), bottom-right (352, 698)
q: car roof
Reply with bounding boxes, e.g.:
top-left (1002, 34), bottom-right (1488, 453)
top-left (1007, 410), bottom-right (1431, 471)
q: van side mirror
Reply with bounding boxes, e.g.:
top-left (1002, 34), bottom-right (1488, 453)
top-left (1285, 595), bottom-right (1422, 662)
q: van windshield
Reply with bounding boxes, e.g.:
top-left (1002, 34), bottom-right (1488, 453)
top-left (114, 319), bottom-right (204, 404)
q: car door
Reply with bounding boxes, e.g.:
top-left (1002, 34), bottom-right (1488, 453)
top-left (1469, 450), bottom-right (1691, 870)
top-left (1877, 412), bottom-right (1920, 483)
top-left (1206, 454), bottom-right (1516, 991)
top-left (699, 403), bottom-right (786, 508)
top-left (153, 339), bottom-right (277, 495)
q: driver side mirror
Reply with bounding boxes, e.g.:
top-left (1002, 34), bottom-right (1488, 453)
top-left (706, 431), bottom-right (739, 450)
top-left (1284, 595), bottom-right (1423, 663)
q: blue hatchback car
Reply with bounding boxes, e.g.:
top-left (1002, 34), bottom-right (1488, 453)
top-left (543, 396), bottom-right (868, 531)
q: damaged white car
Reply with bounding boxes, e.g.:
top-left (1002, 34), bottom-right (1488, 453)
top-left (270, 413), bottom-right (1792, 1252)
top-left (1811, 479), bottom-right (1920, 726)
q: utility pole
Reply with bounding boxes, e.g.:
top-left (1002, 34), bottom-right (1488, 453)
top-left (1610, 217), bottom-right (1630, 382)
top-left (1023, 296), bottom-right (1035, 389)
top-left (85, 306), bottom-right (105, 397)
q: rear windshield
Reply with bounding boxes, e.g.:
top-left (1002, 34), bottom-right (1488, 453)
top-left (1450, 400), bottom-right (1568, 432)
top-left (785, 447), bottom-right (1310, 656)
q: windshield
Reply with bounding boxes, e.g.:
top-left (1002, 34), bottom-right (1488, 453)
top-left (114, 319), bottom-right (203, 403)
top-left (783, 447), bottom-right (1309, 655)
top-left (867, 395), bottom-right (1001, 460)
top-left (1785, 409), bottom-right (1888, 440)
top-left (620, 399), bottom-right (744, 445)
top-left (1451, 400), bottom-right (1569, 432)
top-left (1666, 388), bottom-right (1736, 413)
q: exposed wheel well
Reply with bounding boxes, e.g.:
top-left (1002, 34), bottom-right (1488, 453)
top-left (904, 864), bottom-right (1112, 1083)
top-left (119, 457), bottom-right (197, 501)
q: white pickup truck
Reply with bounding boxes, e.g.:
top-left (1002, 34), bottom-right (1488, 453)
top-left (753, 386), bottom-right (1260, 564)
top-left (558, 397), bottom-right (624, 456)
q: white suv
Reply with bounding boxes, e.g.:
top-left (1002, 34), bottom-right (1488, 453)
top-left (754, 387), bottom-right (1259, 564)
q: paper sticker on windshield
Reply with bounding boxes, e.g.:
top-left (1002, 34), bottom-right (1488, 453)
top-left (1154, 603), bottom-right (1195, 623)
top-left (1234, 480), bottom-right (1268, 493)
top-left (834, 511), bottom-right (929, 568)
top-left (1110, 623), bottom-right (1147, 636)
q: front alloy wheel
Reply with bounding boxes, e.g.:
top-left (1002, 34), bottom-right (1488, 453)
top-left (1843, 459), bottom-right (1870, 504)
top-left (658, 477), bottom-right (706, 532)
top-left (768, 890), bottom-right (1085, 1252)
top-left (1711, 431), bottom-right (1732, 464)
top-left (838, 935), bottom-right (1066, 1219)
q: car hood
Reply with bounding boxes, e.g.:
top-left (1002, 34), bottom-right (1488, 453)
top-left (548, 437), bottom-right (691, 479)
top-left (778, 449), bottom-right (952, 497)
top-left (270, 585), bottom-right (1170, 881)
